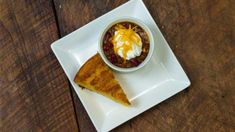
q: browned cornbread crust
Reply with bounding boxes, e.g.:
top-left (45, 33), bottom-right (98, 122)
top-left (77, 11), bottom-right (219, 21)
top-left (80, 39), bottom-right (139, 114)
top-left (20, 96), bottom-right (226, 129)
top-left (74, 53), bottom-right (130, 106)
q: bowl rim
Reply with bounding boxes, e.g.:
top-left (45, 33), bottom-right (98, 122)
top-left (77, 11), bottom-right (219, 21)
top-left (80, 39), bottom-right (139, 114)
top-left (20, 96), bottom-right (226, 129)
top-left (98, 16), bottom-right (155, 72)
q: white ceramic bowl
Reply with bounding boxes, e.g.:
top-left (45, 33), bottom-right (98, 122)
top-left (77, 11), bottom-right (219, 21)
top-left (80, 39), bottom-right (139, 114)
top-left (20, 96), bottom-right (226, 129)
top-left (99, 17), bottom-right (154, 72)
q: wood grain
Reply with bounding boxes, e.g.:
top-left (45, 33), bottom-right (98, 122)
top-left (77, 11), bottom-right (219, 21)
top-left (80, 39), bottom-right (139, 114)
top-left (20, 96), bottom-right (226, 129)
top-left (0, 0), bottom-right (78, 131)
top-left (53, 0), bottom-right (235, 131)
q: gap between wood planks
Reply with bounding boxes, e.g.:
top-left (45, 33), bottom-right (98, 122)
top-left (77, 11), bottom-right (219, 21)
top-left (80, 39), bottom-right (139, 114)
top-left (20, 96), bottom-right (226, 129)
top-left (51, 1), bottom-right (80, 131)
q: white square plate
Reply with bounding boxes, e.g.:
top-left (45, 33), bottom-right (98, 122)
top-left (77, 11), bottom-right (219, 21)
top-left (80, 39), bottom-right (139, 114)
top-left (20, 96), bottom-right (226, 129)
top-left (51, 0), bottom-right (190, 131)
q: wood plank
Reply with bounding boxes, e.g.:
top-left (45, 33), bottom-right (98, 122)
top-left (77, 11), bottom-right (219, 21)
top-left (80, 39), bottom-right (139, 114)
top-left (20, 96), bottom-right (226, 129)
top-left (54, 0), bottom-right (235, 131)
top-left (0, 0), bottom-right (78, 131)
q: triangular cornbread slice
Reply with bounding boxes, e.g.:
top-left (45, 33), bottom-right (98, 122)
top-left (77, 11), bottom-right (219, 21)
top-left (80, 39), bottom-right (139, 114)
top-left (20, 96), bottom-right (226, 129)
top-left (74, 53), bottom-right (131, 106)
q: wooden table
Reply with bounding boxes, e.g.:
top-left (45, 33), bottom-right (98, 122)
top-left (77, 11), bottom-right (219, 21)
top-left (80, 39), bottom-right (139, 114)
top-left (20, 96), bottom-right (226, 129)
top-left (1, 0), bottom-right (235, 131)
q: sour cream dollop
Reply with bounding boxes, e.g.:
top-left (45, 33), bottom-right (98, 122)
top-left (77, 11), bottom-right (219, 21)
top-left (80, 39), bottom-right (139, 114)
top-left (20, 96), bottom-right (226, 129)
top-left (112, 24), bottom-right (142, 60)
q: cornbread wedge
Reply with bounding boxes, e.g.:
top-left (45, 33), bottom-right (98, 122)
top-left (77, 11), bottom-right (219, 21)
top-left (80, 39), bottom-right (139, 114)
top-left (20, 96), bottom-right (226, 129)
top-left (74, 53), bottom-right (131, 106)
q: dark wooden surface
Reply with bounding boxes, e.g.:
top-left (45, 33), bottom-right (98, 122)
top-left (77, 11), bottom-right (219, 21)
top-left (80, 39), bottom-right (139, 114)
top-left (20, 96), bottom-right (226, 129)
top-left (0, 0), bottom-right (78, 131)
top-left (1, 0), bottom-right (235, 131)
